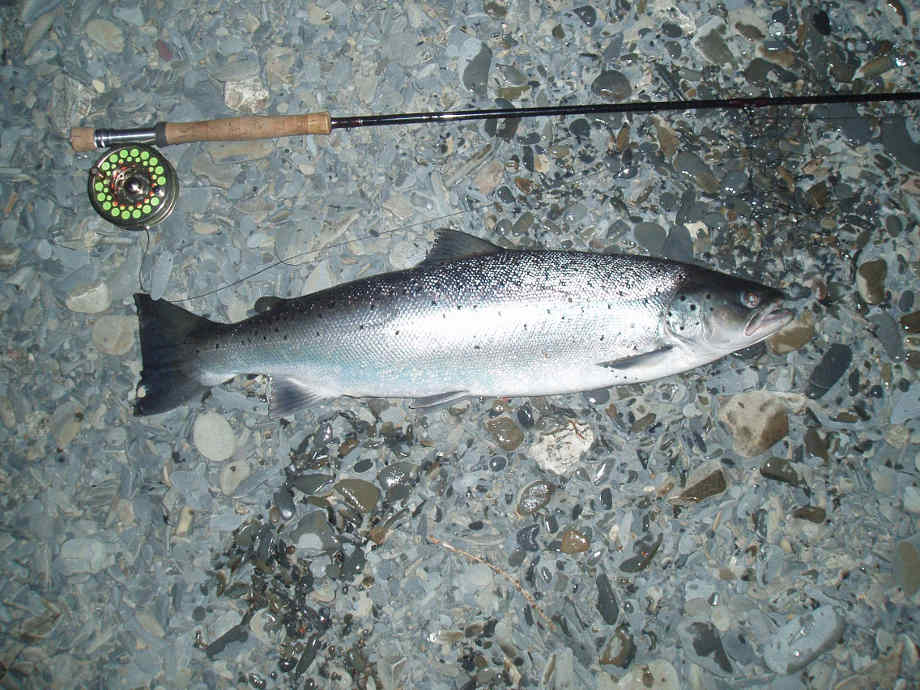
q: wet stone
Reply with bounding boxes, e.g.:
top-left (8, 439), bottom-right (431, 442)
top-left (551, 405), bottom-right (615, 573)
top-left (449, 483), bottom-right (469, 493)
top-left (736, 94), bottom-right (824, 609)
top-left (572, 6), bottom-right (596, 26)
top-left (718, 391), bottom-right (789, 458)
top-left (591, 70), bottom-right (631, 102)
top-left (66, 282), bottom-right (111, 314)
top-left (901, 311), bottom-right (920, 334)
top-left (661, 22), bottom-right (682, 38)
top-left (620, 532), bottom-right (662, 573)
top-left (682, 621), bottom-right (732, 675)
top-left (377, 461), bottom-right (418, 502)
top-left (517, 480), bottom-right (554, 515)
top-left (85, 19), bottom-right (125, 53)
top-left (489, 455), bottom-right (506, 471)
top-left (273, 487), bottom-right (295, 521)
top-left (760, 457), bottom-right (804, 486)
top-left (894, 534), bottom-right (920, 595)
top-left (697, 27), bottom-right (734, 66)
top-left (768, 310), bottom-right (816, 353)
top-left (804, 428), bottom-right (829, 461)
top-left (462, 44), bottom-right (491, 97)
top-left (600, 626), bottom-right (636, 668)
top-left (807, 344), bottom-right (853, 399)
top-left (762, 606), bottom-right (843, 674)
top-left (334, 479), bottom-right (380, 514)
top-left (856, 259), bottom-right (887, 305)
top-left (595, 573), bottom-right (618, 625)
top-left (880, 117), bottom-right (920, 172)
top-left (289, 473), bottom-right (334, 495)
top-left (560, 529), bottom-right (589, 554)
top-left (220, 460), bottom-right (250, 496)
top-left (485, 416), bottom-right (524, 451)
top-left (677, 469), bottom-right (727, 503)
top-left (792, 506), bottom-right (826, 523)
top-left (516, 524), bottom-right (540, 552)
top-left (869, 312), bottom-right (904, 361)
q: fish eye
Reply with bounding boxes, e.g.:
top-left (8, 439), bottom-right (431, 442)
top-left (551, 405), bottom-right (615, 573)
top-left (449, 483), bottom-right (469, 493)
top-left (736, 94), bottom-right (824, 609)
top-left (740, 290), bottom-right (761, 308)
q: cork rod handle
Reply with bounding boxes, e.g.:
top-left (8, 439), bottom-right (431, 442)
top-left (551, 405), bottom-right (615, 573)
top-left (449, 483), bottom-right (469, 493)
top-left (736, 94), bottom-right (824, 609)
top-left (164, 113), bottom-right (332, 144)
top-left (69, 112), bottom-right (333, 152)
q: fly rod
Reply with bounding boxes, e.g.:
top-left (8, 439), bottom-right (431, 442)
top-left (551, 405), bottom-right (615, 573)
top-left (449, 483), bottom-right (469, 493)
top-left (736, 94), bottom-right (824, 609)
top-left (72, 90), bottom-right (920, 230)
top-left (70, 91), bottom-right (920, 152)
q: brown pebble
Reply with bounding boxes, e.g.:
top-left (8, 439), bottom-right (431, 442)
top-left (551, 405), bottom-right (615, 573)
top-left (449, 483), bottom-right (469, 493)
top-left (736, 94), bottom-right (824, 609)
top-left (560, 529), bottom-right (590, 554)
top-left (856, 259), bottom-right (887, 305)
top-left (677, 469), bottom-right (727, 503)
top-left (900, 311), bottom-right (920, 334)
top-left (804, 428), bottom-right (829, 461)
top-left (906, 351), bottom-right (920, 370)
top-left (792, 506), bottom-right (826, 523)
top-left (485, 416), bottom-right (524, 451)
top-left (337, 437), bottom-right (359, 458)
top-left (600, 626), bottom-right (636, 667)
top-left (768, 310), bottom-right (815, 354)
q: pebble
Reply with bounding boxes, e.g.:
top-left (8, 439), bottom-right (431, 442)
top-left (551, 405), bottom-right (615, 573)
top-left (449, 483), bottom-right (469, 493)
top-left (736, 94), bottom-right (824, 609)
top-left (591, 70), bottom-right (631, 101)
top-left (91, 315), bottom-right (135, 355)
top-left (675, 465), bottom-right (727, 503)
top-left (51, 401), bottom-right (83, 449)
top-left (66, 282), bottom-right (111, 314)
top-left (334, 478), bottom-right (380, 514)
top-left (0, 245), bottom-right (20, 269)
top-left (904, 487), bottom-right (920, 515)
top-left (192, 412), bottom-right (236, 461)
top-left (900, 311), bottom-right (920, 334)
top-left (599, 626), bottom-right (635, 668)
top-left (680, 620), bottom-right (732, 674)
top-left (560, 529), bottom-right (590, 554)
top-left (768, 310), bottom-right (815, 354)
top-left (595, 573), bottom-right (618, 625)
top-left (761, 606), bottom-right (843, 674)
top-left (718, 391), bottom-right (789, 458)
top-left (85, 19), bottom-right (125, 53)
top-left (610, 660), bottom-right (678, 690)
top-left (224, 76), bottom-right (270, 113)
top-left (530, 420), bottom-right (593, 475)
top-left (516, 480), bottom-right (555, 515)
top-left (220, 460), bottom-right (250, 495)
top-left (175, 507), bottom-right (194, 536)
top-left (59, 537), bottom-right (111, 574)
top-left (485, 416), bottom-right (524, 451)
top-left (806, 344), bottom-right (852, 399)
top-left (856, 259), bottom-right (887, 304)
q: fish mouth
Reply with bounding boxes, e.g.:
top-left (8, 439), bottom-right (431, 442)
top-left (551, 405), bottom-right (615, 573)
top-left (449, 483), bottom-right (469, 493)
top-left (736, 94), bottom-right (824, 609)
top-left (744, 299), bottom-right (795, 338)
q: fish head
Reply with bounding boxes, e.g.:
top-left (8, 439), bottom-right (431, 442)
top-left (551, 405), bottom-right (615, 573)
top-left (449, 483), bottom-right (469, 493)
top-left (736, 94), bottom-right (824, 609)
top-left (664, 271), bottom-right (794, 354)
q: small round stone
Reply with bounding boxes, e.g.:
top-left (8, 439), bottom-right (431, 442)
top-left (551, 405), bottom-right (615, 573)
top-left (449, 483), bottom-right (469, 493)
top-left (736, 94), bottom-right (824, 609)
top-left (92, 315), bottom-right (135, 355)
top-left (192, 412), bottom-right (236, 461)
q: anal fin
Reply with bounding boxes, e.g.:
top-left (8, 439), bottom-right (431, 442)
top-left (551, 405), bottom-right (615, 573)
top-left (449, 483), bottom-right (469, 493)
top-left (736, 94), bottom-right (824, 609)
top-left (410, 390), bottom-right (469, 409)
top-left (599, 345), bottom-right (674, 371)
top-left (270, 376), bottom-right (326, 416)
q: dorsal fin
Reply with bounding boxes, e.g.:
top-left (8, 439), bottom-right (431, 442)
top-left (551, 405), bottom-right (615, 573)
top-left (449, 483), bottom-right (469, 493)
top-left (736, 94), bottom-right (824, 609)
top-left (420, 230), bottom-right (504, 266)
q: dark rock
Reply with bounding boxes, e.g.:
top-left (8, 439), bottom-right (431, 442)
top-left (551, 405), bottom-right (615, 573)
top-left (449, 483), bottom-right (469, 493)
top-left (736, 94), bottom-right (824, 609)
top-left (807, 344), bottom-right (852, 398)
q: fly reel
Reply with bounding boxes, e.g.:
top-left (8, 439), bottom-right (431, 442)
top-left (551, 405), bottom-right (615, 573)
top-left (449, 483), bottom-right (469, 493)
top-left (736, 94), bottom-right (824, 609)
top-left (87, 144), bottom-right (178, 230)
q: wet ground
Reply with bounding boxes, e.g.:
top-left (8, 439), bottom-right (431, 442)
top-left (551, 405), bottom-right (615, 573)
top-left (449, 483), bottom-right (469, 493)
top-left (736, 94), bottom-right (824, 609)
top-left (1, 0), bottom-right (919, 688)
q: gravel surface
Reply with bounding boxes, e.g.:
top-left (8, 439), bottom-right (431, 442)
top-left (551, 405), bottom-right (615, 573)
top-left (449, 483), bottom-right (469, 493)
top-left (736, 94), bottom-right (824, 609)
top-left (1, 1), bottom-right (919, 688)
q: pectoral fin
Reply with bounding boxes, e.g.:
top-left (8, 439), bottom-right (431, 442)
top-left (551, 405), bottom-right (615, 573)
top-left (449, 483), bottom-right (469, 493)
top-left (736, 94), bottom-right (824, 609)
top-left (270, 376), bottom-right (326, 416)
top-left (599, 345), bottom-right (674, 371)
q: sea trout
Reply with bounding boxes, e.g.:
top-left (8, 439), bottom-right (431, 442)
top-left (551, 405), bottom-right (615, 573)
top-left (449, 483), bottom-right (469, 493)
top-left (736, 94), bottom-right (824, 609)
top-left (133, 230), bottom-right (793, 416)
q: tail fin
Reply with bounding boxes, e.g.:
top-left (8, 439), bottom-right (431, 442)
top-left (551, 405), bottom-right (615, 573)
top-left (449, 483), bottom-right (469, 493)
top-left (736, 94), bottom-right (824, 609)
top-left (133, 294), bottom-right (214, 416)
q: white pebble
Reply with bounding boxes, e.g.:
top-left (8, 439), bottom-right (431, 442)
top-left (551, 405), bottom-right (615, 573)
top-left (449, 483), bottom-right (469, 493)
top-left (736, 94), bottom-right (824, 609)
top-left (92, 315), bottom-right (135, 355)
top-left (192, 412), bottom-right (236, 461)
top-left (530, 420), bottom-right (593, 476)
top-left (66, 282), bottom-right (111, 314)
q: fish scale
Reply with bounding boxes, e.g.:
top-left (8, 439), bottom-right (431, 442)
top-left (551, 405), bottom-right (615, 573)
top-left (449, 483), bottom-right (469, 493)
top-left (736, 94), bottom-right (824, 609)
top-left (133, 231), bottom-right (793, 416)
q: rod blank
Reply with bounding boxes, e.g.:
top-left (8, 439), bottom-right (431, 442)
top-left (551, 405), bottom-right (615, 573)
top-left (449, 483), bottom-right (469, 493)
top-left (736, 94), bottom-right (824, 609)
top-left (70, 91), bottom-right (920, 152)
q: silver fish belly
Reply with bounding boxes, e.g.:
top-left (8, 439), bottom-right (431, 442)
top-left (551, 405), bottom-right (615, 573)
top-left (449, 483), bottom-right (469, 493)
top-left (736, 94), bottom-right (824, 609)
top-left (133, 231), bottom-right (793, 415)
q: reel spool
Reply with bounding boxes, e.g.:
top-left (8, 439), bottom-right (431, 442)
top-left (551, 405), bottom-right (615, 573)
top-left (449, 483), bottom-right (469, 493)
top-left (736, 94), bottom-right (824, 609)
top-left (87, 144), bottom-right (178, 230)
